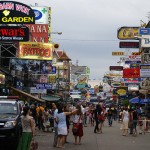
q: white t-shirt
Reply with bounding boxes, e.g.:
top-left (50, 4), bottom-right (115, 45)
top-left (123, 110), bottom-right (129, 121)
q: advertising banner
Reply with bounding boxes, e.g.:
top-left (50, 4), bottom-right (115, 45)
top-left (139, 28), bottom-right (150, 35)
top-left (140, 64), bottom-right (150, 77)
top-left (141, 35), bottom-right (150, 47)
top-left (18, 42), bottom-right (53, 60)
top-left (25, 24), bottom-right (48, 42)
top-left (117, 27), bottom-right (139, 40)
top-left (125, 55), bottom-right (141, 61)
top-left (0, 1), bottom-right (35, 24)
top-left (123, 68), bottom-right (140, 78)
top-left (36, 83), bottom-right (53, 89)
top-left (31, 6), bottom-right (49, 24)
top-left (0, 26), bottom-right (29, 41)
top-left (30, 87), bottom-right (47, 94)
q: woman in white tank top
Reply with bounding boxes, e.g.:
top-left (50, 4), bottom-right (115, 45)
top-left (122, 107), bottom-right (129, 136)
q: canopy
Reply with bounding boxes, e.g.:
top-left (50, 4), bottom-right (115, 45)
top-left (129, 97), bottom-right (150, 104)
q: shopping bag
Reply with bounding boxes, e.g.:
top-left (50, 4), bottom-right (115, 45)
top-left (30, 139), bottom-right (38, 150)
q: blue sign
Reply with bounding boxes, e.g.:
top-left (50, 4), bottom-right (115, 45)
top-left (36, 84), bottom-right (52, 89)
top-left (125, 61), bottom-right (141, 64)
top-left (52, 66), bottom-right (56, 74)
top-left (33, 9), bottom-right (43, 20)
top-left (139, 28), bottom-right (150, 35)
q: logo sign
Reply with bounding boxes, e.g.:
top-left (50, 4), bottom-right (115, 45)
top-left (36, 83), bottom-right (52, 89)
top-left (25, 24), bottom-right (48, 42)
top-left (0, 26), bottom-right (29, 41)
top-left (123, 68), bottom-right (140, 78)
top-left (0, 1), bottom-right (35, 24)
top-left (140, 64), bottom-right (150, 77)
top-left (139, 28), bottom-right (150, 35)
top-left (117, 27), bottom-right (139, 40)
top-left (19, 42), bottom-right (53, 60)
top-left (119, 41), bottom-right (139, 48)
top-left (112, 51), bottom-right (124, 56)
top-left (109, 66), bottom-right (123, 71)
top-left (141, 35), bottom-right (150, 47)
top-left (32, 7), bottom-right (49, 24)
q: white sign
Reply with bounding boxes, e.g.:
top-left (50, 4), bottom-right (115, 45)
top-left (141, 35), bottom-right (150, 47)
top-left (140, 69), bottom-right (150, 77)
top-left (32, 6), bottom-right (49, 24)
top-left (125, 55), bottom-right (141, 61)
top-left (30, 87), bottom-right (47, 94)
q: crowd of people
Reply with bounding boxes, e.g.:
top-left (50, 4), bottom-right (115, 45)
top-left (17, 101), bottom-right (148, 150)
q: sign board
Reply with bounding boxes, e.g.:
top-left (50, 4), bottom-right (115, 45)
top-left (119, 41), bottom-right (139, 48)
top-left (31, 6), bottom-right (49, 24)
top-left (128, 84), bottom-right (139, 91)
top-left (141, 35), bottom-right (150, 47)
top-left (112, 51), bottom-right (124, 56)
top-left (109, 66), bottom-right (123, 71)
top-left (125, 55), bottom-right (141, 61)
top-left (0, 26), bottom-right (29, 41)
top-left (30, 87), bottom-right (47, 94)
top-left (0, 1), bottom-right (35, 24)
top-left (117, 27), bottom-right (139, 40)
top-left (140, 80), bottom-right (150, 90)
top-left (132, 52), bottom-right (141, 55)
top-left (139, 28), bottom-right (150, 35)
top-left (123, 68), bottom-right (140, 78)
top-left (25, 24), bottom-right (48, 42)
top-left (18, 42), bottom-right (53, 60)
top-left (125, 61), bottom-right (141, 64)
top-left (36, 83), bottom-right (53, 89)
top-left (140, 64), bottom-right (150, 77)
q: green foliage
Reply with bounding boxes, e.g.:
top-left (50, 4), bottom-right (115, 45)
top-left (122, 99), bottom-right (129, 106)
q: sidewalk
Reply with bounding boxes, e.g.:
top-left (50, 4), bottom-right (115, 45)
top-left (35, 121), bottom-right (150, 150)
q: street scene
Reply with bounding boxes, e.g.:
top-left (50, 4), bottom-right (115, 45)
top-left (0, 0), bottom-right (150, 150)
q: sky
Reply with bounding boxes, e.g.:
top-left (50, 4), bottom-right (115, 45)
top-left (7, 0), bottom-right (150, 79)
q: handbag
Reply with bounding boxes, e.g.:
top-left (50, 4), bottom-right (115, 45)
top-left (72, 116), bottom-right (81, 133)
top-left (30, 138), bottom-right (38, 150)
top-left (98, 114), bottom-right (104, 121)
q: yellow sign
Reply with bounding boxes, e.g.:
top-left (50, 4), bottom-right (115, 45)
top-left (117, 27), bottom-right (139, 40)
top-left (19, 42), bottom-right (53, 60)
top-left (112, 51), bottom-right (124, 56)
top-left (49, 75), bottom-right (56, 83)
top-left (117, 89), bottom-right (126, 95)
top-left (132, 52), bottom-right (141, 55)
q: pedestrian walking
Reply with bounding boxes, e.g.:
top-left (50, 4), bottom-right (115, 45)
top-left (122, 107), bottom-right (129, 136)
top-left (17, 106), bottom-right (35, 150)
top-left (107, 106), bottom-right (113, 126)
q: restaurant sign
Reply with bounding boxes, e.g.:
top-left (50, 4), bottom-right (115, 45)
top-left (0, 1), bottom-right (35, 24)
top-left (19, 42), bottom-right (53, 60)
top-left (0, 26), bottom-right (29, 41)
top-left (123, 68), bottom-right (140, 78)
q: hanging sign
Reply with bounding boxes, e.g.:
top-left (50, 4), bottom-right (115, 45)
top-left (0, 1), bottom-right (35, 24)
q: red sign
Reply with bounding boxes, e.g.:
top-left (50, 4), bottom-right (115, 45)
top-left (119, 42), bottom-right (139, 48)
top-left (123, 68), bottom-right (140, 78)
top-left (25, 24), bottom-right (48, 43)
top-left (109, 66), bottom-right (123, 71)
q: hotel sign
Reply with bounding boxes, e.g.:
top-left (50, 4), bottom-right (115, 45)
top-left (0, 26), bottom-right (29, 41)
top-left (0, 1), bottom-right (35, 24)
top-left (19, 42), bottom-right (53, 60)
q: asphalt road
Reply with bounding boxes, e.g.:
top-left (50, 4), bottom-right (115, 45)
top-left (35, 120), bottom-right (150, 150)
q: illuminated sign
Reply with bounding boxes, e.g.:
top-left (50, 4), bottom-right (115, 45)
top-left (119, 41), bottom-right (139, 48)
top-left (0, 1), bottom-right (35, 24)
top-left (0, 26), bottom-right (29, 41)
top-left (18, 42), bottom-right (53, 60)
top-left (112, 51), bottom-right (124, 56)
top-left (117, 27), bottom-right (139, 40)
top-left (109, 66), bottom-right (123, 71)
top-left (25, 24), bottom-right (48, 42)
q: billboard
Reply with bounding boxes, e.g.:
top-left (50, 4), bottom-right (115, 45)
top-left (10, 58), bottom-right (56, 75)
top-left (123, 68), bottom-right (140, 78)
top-left (25, 24), bottom-right (48, 42)
top-left (18, 42), bottom-right (53, 60)
top-left (119, 41), bottom-right (139, 48)
top-left (141, 35), bottom-right (150, 47)
top-left (112, 51), bottom-right (124, 56)
top-left (125, 55), bottom-right (141, 61)
top-left (0, 26), bottom-right (29, 41)
top-left (31, 6), bottom-right (49, 24)
top-left (0, 1), bottom-right (35, 24)
top-left (109, 66), bottom-right (123, 71)
top-left (140, 64), bottom-right (150, 77)
top-left (117, 27), bottom-right (139, 40)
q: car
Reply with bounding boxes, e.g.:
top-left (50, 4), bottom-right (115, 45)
top-left (0, 96), bottom-right (22, 149)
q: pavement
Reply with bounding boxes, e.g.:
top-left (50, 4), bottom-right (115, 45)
top-left (35, 120), bottom-right (150, 150)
